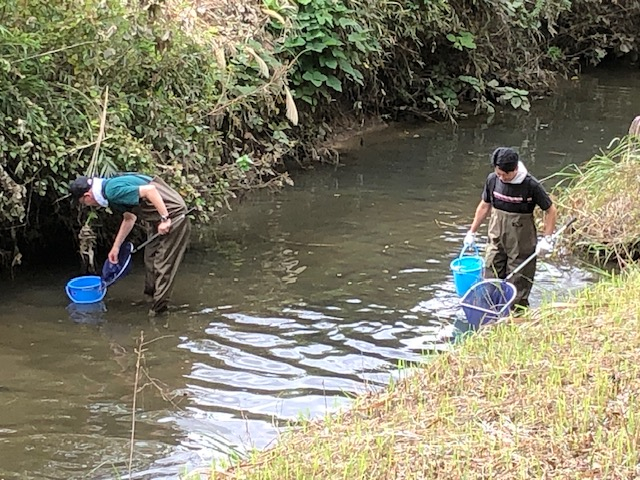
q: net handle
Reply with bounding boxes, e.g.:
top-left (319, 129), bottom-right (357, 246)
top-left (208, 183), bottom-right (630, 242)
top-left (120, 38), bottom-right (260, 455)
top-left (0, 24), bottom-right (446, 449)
top-left (132, 207), bottom-right (196, 253)
top-left (505, 216), bottom-right (577, 281)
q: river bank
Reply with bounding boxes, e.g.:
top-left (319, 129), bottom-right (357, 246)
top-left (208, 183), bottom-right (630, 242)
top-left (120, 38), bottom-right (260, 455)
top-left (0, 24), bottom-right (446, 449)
top-left (1, 68), bottom-right (636, 478)
top-left (203, 266), bottom-right (640, 480)
top-left (197, 101), bottom-right (640, 478)
top-left (2, 0), bottom-right (639, 266)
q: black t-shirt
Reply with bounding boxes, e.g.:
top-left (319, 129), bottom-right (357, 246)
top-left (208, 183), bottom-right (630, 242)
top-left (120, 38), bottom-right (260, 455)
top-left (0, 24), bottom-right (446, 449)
top-left (482, 172), bottom-right (552, 214)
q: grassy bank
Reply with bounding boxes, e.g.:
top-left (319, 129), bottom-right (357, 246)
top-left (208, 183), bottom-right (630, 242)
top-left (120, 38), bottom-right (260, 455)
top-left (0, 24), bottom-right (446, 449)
top-left (198, 268), bottom-right (640, 479)
top-left (554, 134), bottom-right (640, 267)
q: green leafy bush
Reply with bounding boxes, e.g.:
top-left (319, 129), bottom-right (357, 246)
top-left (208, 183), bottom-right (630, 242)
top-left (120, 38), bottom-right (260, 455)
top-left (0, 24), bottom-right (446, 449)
top-left (0, 0), bottom-right (295, 261)
top-left (2, 0), bottom-right (639, 267)
top-left (268, 0), bottom-right (381, 107)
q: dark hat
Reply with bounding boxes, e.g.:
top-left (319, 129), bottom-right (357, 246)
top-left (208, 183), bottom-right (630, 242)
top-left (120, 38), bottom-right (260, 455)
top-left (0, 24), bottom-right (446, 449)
top-left (69, 176), bottom-right (91, 199)
top-left (491, 147), bottom-right (519, 173)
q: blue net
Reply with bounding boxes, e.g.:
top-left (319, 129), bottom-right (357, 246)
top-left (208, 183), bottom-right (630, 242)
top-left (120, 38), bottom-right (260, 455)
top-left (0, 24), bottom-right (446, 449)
top-left (101, 241), bottom-right (134, 287)
top-left (460, 279), bottom-right (517, 328)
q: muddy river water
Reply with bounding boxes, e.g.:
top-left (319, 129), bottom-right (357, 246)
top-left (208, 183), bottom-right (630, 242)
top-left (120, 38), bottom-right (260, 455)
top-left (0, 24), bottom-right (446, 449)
top-left (0, 69), bottom-right (638, 479)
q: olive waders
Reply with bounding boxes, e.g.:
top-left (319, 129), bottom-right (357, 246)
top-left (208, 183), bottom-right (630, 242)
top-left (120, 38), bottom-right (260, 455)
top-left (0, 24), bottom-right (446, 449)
top-left (137, 176), bottom-right (191, 314)
top-left (484, 210), bottom-right (537, 308)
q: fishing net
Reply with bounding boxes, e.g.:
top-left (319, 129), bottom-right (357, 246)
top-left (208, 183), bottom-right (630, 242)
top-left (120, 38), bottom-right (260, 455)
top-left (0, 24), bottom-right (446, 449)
top-left (460, 279), bottom-right (517, 329)
top-left (101, 241), bottom-right (134, 287)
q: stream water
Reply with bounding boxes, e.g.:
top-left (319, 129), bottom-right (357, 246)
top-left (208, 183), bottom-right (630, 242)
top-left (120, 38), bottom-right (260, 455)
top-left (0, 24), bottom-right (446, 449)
top-left (1, 69), bottom-right (638, 479)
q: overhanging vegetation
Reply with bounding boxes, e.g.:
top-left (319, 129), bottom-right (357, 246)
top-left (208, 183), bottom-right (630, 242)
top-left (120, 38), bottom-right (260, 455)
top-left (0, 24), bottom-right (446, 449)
top-left (1, 0), bottom-right (639, 267)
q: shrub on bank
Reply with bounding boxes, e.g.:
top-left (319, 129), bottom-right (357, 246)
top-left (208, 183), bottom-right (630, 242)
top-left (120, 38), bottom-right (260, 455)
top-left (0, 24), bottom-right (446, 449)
top-left (0, 0), bottom-right (295, 264)
top-left (554, 133), bottom-right (640, 266)
top-left (1, 0), bottom-right (639, 266)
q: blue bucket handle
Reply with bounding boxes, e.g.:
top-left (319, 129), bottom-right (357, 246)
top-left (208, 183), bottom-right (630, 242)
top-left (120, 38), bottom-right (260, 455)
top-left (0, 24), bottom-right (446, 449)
top-left (459, 244), bottom-right (480, 259)
top-left (65, 284), bottom-right (75, 301)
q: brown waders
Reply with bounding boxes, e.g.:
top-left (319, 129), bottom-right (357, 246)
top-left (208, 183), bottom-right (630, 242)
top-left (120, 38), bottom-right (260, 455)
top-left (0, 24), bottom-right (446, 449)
top-left (137, 177), bottom-right (191, 315)
top-left (484, 210), bottom-right (537, 308)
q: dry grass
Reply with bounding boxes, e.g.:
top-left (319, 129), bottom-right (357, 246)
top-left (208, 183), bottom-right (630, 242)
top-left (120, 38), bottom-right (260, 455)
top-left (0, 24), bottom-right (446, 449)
top-left (186, 267), bottom-right (640, 480)
top-left (553, 135), bottom-right (640, 266)
top-left (164, 0), bottom-right (269, 47)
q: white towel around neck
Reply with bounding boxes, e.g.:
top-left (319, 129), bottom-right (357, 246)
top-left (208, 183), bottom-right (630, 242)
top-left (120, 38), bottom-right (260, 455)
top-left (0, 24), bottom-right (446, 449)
top-left (504, 161), bottom-right (528, 184)
top-left (90, 178), bottom-right (109, 207)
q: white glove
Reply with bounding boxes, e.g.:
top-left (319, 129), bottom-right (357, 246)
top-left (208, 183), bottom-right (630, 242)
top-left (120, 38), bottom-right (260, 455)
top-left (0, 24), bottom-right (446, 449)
top-left (463, 230), bottom-right (477, 247)
top-left (536, 235), bottom-right (554, 255)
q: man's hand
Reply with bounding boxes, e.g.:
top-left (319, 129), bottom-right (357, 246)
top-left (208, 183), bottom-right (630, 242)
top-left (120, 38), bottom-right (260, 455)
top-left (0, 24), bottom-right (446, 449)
top-left (108, 245), bottom-right (120, 264)
top-left (463, 230), bottom-right (477, 248)
top-left (536, 235), bottom-right (554, 255)
top-left (158, 217), bottom-right (172, 235)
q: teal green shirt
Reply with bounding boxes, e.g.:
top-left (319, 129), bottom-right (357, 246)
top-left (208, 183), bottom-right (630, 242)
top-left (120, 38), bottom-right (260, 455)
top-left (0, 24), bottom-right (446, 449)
top-left (103, 174), bottom-right (152, 213)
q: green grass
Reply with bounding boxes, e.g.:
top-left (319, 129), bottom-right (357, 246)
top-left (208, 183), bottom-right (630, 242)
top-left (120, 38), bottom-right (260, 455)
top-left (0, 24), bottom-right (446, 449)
top-left (192, 267), bottom-right (640, 479)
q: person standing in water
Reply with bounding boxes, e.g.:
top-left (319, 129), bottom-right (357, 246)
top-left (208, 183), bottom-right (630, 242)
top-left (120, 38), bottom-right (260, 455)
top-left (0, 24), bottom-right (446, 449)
top-left (70, 173), bottom-right (191, 316)
top-left (463, 147), bottom-right (557, 310)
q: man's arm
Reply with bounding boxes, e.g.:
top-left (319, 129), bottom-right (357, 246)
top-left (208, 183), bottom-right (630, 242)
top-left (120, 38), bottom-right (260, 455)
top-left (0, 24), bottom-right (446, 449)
top-left (108, 212), bottom-right (137, 263)
top-left (469, 200), bottom-right (492, 233)
top-left (542, 204), bottom-right (557, 237)
top-left (139, 184), bottom-right (170, 218)
top-left (139, 184), bottom-right (172, 234)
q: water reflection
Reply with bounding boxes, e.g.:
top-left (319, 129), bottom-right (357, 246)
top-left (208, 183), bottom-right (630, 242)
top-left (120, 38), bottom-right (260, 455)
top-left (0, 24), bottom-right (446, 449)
top-left (66, 301), bottom-right (108, 325)
top-left (0, 70), bottom-right (634, 479)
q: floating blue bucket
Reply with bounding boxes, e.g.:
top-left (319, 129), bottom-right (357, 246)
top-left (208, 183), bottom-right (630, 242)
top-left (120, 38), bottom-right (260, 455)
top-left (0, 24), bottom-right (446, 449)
top-left (65, 275), bottom-right (106, 304)
top-left (450, 246), bottom-right (484, 297)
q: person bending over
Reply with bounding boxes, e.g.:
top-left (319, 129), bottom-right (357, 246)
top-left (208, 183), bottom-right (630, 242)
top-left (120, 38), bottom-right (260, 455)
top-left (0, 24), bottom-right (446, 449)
top-left (70, 173), bottom-right (191, 316)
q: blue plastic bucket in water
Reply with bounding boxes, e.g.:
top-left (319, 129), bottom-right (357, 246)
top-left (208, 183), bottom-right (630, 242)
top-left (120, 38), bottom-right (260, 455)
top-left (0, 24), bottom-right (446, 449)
top-left (450, 246), bottom-right (484, 297)
top-left (65, 275), bottom-right (106, 304)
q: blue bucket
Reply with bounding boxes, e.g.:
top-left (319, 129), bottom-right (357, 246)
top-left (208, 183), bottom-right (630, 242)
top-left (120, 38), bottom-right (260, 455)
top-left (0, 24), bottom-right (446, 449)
top-left (450, 246), bottom-right (484, 297)
top-left (65, 275), bottom-right (107, 304)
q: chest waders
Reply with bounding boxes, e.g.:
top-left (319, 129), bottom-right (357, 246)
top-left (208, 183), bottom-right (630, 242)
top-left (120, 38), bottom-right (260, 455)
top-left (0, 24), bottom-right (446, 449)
top-left (484, 210), bottom-right (537, 308)
top-left (134, 176), bottom-right (191, 314)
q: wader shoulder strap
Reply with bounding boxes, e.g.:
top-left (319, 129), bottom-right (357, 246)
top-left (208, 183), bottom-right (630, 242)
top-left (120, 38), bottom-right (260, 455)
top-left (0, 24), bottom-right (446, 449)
top-left (488, 175), bottom-right (497, 207)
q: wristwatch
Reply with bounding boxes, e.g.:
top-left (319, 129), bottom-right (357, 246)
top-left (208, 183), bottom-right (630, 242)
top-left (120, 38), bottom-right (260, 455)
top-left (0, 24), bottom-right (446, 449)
top-left (160, 215), bottom-right (169, 222)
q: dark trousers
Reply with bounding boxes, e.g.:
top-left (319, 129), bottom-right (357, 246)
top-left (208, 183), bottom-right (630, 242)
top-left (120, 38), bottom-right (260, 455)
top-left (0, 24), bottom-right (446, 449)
top-left (484, 210), bottom-right (537, 307)
top-left (143, 215), bottom-right (191, 313)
